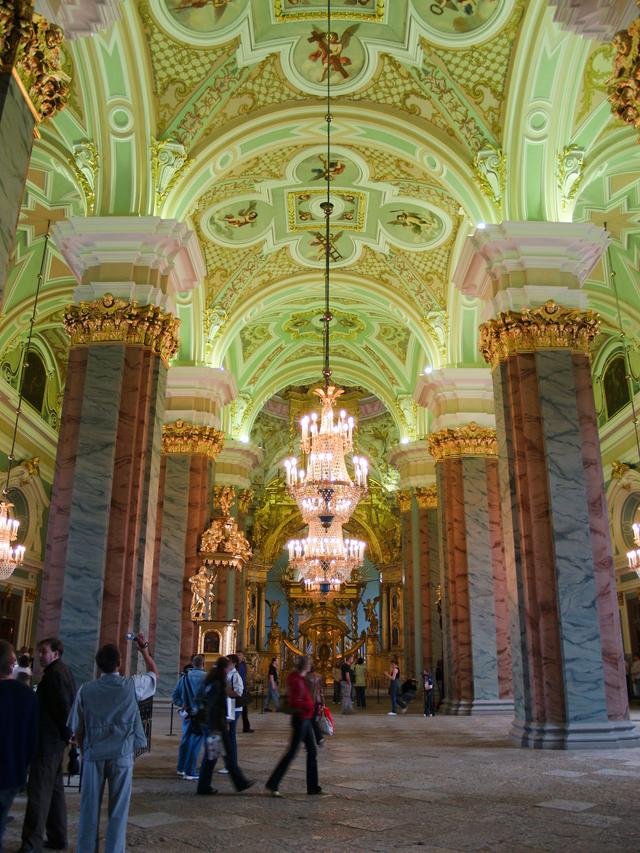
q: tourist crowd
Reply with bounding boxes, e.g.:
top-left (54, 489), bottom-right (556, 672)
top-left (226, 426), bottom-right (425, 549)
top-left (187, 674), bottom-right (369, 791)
top-left (1, 636), bottom-right (439, 853)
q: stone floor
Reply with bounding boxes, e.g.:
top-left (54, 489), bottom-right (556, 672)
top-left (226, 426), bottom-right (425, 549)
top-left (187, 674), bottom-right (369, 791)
top-left (5, 701), bottom-right (640, 852)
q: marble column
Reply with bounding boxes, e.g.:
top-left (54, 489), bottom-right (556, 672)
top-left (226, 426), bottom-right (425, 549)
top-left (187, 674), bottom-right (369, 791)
top-left (152, 421), bottom-right (222, 693)
top-left (428, 425), bottom-right (513, 714)
top-left (455, 221), bottom-right (638, 748)
top-left (0, 7), bottom-right (67, 303)
top-left (38, 217), bottom-right (204, 684)
top-left (415, 486), bottom-right (442, 674)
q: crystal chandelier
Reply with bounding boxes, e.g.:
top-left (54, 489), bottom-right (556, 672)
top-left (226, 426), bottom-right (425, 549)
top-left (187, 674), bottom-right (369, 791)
top-left (628, 522), bottom-right (640, 577)
top-left (283, 0), bottom-right (367, 591)
top-left (0, 229), bottom-right (49, 580)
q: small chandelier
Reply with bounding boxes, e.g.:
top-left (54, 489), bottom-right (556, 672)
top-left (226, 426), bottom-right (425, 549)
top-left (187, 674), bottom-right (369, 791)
top-left (0, 501), bottom-right (24, 581)
top-left (283, 0), bottom-right (367, 590)
top-left (628, 522), bottom-right (640, 577)
top-left (0, 228), bottom-right (50, 580)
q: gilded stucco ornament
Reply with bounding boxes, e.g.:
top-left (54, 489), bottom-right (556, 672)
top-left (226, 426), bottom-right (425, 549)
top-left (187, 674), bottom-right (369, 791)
top-left (213, 484), bottom-right (235, 515)
top-left (415, 485), bottom-right (437, 510)
top-left (162, 421), bottom-right (224, 460)
top-left (472, 145), bottom-right (505, 206)
top-left (609, 9), bottom-right (640, 133)
top-left (396, 490), bottom-right (411, 513)
top-left (200, 513), bottom-right (252, 569)
top-left (64, 294), bottom-right (180, 365)
top-left (71, 142), bottom-right (98, 215)
top-left (428, 423), bottom-right (497, 462)
top-left (478, 301), bottom-right (600, 369)
top-left (237, 488), bottom-right (254, 514)
top-left (1, 8), bottom-right (70, 121)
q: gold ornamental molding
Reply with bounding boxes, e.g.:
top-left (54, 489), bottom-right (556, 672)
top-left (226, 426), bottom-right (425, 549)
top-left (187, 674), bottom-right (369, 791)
top-left (396, 490), bottom-right (412, 513)
top-left (428, 422), bottom-right (497, 462)
top-left (237, 488), bottom-right (254, 514)
top-left (478, 301), bottom-right (600, 370)
top-left (162, 421), bottom-right (224, 461)
top-left (1, 5), bottom-right (70, 122)
top-left (609, 10), bottom-right (640, 134)
top-left (415, 485), bottom-right (437, 510)
top-left (64, 294), bottom-right (180, 365)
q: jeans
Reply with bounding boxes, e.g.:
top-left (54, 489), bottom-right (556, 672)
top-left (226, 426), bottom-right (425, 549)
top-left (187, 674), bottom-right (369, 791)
top-left (20, 745), bottom-right (67, 851)
top-left (390, 681), bottom-right (400, 713)
top-left (183, 730), bottom-right (204, 777)
top-left (267, 716), bottom-right (319, 794)
top-left (197, 727), bottom-right (249, 794)
top-left (424, 690), bottom-right (435, 716)
top-left (0, 787), bottom-right (19, 852)
top-left (355, 686), bottom-right (366, 708)
top-left (77, 756), bottom-right (134, 853)
top-left (264, 686), bottom-right (280, 711)
top-left (176, 718), bottom-right (190, 773)
top-left (225, 715), bottom-right (239, 769)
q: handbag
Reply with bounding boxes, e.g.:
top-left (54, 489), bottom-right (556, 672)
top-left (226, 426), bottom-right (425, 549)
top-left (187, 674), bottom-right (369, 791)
top-left (67, 744), bottom-right (80, 776)
top-left (319, 711), bottom-right (334, 737)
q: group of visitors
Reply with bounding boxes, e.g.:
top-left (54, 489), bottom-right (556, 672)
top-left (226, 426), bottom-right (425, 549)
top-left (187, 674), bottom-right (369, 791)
top-left (0, 633), bottom-right (158, 853)
top-left (385, 656), bottom-right (439, 717)
top-left (171, 652), bottom-right (326, 798)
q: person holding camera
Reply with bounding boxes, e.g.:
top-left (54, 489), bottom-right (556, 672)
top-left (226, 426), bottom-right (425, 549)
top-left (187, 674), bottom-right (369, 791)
top-left (67, 633), bottom-right (158, 853)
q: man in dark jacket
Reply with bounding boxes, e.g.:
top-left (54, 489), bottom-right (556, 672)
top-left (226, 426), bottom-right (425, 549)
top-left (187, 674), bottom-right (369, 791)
top-left (0, 640), bottom-right (38, 851)
top-left (19, 638), bottom-right (76, 853)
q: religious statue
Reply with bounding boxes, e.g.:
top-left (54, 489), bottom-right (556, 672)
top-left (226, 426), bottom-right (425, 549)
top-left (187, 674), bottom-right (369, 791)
top-left (189, 565), bottom-right (214, 622)
top-left (266, 599), bottom-right (281, 624)
top-left (364, 596), bottom-right (380, 638)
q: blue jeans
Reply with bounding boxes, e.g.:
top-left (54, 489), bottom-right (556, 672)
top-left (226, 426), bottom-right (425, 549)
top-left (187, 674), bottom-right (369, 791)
top-left (264, 686), bottom-right (280, 711)
top-left (183, 730), bottom-right (204, 777)
top-left (77, 756), bottom-right (133, 853)
top-left (176, 717), bottom-right (190, 773)
top-left (0, 786), bottom-right (19, 852)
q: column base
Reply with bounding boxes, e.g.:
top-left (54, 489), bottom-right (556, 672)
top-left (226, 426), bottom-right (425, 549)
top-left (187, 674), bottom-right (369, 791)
top-left (441, 698), bottom-right (514, 716)
top-left (511, 718), bottom-right (640, 750)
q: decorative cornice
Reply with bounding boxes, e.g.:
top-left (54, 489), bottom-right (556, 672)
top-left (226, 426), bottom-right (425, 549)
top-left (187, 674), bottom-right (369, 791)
top-left (396, 490), bottom-right (412, 513)
top-left (478, 301), bottom-right (600, 369)
top-left (1, 8), bottom-right (69, 121)
top-left (162, 421), bottom-right (224, 460)
top-left (415, 485), bottom-right (438, 510)
top-left (428, 423), bottom-right (497, 462)
top-left (63, 294), bottom-right (180, 365)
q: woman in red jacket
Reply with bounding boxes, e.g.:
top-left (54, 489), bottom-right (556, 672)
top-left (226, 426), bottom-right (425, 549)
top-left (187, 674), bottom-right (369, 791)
top-left (265, 655), bottom-right (321, 797)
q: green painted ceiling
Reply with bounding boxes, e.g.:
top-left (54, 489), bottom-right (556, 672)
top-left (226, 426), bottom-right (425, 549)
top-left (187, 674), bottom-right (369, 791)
top-left (3, 0), bottom-right (640, 452)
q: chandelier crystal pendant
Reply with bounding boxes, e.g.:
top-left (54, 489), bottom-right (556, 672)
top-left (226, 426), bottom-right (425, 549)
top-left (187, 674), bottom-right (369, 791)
top-left (283, 0), bottom-right (367, 592)
top-left (0, 501), bottom-right (25, 581)
top-left (628, 522), bottom-right (640, 577)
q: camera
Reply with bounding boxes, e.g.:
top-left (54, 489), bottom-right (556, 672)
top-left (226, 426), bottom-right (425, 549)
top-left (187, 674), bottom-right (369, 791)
top-left (126, 632), bottom-right (137, 641)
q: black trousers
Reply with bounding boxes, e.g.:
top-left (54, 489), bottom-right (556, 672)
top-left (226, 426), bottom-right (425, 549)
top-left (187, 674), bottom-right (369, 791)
top-left (198, 727), bottom-right (249, 794)
top-left (266, 717), bottom-right (318, 794)
top-left (241, 698), bottom-right (252, 732)
top-left (20, 745), bottom-right (67, 851)
top-left (355, 686), bottom-right (366, 707)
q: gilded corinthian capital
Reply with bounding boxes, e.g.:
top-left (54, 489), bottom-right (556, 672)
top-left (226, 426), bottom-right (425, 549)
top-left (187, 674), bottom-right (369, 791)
top-left (64, 294), bottom-right (180, 364)
top-left (428, 422), bottom-right (497, 462)
top-left (415, 485), bottom-right (437, 510)
top-left (162, 421), bottom-right (224, 461)
top-left (479, 301), bottom-right (600, 369)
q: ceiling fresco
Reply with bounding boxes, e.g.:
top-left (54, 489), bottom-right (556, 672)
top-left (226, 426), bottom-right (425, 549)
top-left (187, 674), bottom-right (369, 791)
top-left (3, 0), bottom-right (640, 475)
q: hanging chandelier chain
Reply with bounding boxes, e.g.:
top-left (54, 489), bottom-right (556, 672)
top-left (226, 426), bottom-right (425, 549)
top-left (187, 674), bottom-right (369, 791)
top-left (2, 224), bottom-right (50, 500)
top-left (322, 0), bottom-right (333, 389)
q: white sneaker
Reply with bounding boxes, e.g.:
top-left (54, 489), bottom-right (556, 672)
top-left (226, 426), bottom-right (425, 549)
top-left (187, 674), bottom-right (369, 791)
top-left (176, 771), bottom-right (186, 777)
top-left (387, 712), bottom-right (397, 716)
top-left (184, 775), bottom-right (199, 781)
top-left (217, 768), bottom-right (230, 774)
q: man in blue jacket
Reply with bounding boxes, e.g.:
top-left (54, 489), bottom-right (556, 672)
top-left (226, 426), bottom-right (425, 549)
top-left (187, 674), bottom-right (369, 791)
top-left (172, 654), bottom-right (207, 780)
top-left (0, 640), bottom-right (38, 851)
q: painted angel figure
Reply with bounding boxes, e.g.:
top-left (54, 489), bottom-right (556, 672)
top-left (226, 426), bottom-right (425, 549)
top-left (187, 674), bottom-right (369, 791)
top-left (388, 210), bottom-right (438, 236)
top-left (223, 201), bottom-right (258, 228)
top-left (311, 155), bottom-right (346, 181)
top-left (308, 26), bottom-right (359, 81)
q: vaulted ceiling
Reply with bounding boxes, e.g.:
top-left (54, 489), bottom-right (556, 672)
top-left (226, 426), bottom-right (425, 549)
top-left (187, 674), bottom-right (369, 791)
top-left (3, 0), bottom-right (640, 448)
